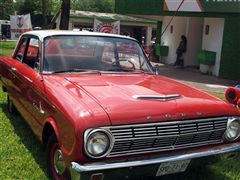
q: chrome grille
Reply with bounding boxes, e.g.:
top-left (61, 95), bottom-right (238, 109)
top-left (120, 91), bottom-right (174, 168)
top-left (106, 117), bottom-right (228, 157)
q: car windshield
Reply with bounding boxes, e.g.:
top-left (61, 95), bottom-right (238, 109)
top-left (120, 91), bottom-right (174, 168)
top-left (43, 35), bottom-right (152, 74)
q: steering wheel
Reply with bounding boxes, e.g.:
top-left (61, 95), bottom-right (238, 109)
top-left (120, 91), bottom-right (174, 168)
top-left (111, 59), bottom-right (136, 69)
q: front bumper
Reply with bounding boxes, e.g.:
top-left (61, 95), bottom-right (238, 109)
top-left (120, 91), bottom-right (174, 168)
top-left (70, 142), bottom-right (240, 180)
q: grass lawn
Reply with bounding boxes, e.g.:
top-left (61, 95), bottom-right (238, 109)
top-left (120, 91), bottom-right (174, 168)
top-left (0, 42), bottom-right (239, 179)
top-left (0, 41), bottom-right (16, 56)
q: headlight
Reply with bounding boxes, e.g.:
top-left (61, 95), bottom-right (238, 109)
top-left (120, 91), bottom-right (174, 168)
top-left (84, 129), bottom-right (113, 158)
top-left (223, 117), bottom-right (240, 141)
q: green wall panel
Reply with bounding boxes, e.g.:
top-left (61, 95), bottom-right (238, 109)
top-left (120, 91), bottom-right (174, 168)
top-left (115, 0), bottom-right (240, 17)
top-left (199, 0), bottom-right (240, 13)
top-left (219, 16), bottom-right (240, 81)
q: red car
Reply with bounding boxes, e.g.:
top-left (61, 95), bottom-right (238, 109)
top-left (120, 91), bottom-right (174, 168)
top-left (0, 30), bottom-right (239, 180)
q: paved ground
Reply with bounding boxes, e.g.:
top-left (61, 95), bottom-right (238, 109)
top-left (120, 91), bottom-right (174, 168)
top-left (151, 62), bottom-right (237, 93)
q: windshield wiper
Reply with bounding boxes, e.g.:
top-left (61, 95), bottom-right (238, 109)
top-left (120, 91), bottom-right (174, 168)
top-left (51, 68), bottom-right (101, 74)
top-left (103, 68), bottom-right (149, 74)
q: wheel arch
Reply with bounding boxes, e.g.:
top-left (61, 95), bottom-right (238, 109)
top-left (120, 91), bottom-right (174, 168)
top-left (42, 118), bottom-right (61, 146)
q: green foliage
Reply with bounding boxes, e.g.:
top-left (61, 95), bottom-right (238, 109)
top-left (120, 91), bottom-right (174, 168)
top-left (0, 0), bottom-right (15, 20)
top-left (0, 41), bottom-right (16, 56)
top-left (72, 0), bottom-right (115, 13)
top-left (14, 0), bottom-right (58, 15)
top-left (14, 0), bottom-right (61, 28)
top-left (0, 41), bottom-right (16, 49)
top-left (14, 0), bottom-right (37, 14)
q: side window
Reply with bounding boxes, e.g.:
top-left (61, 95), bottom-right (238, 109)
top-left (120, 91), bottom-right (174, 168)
top-left (15, 38), bottom-right (27, 61)
top-left (23, 38), bottom-right (40, 70)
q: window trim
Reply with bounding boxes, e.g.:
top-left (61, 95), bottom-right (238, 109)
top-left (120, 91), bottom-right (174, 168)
top-left (14, 35), bottom-right (42, 72)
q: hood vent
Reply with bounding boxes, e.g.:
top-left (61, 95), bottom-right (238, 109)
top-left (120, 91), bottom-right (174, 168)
top-left (132, 94), bottom-right (181, 101)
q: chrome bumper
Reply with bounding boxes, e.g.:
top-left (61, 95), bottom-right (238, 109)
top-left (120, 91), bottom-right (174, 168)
top-left (70, 142), bottom-right (240, 180)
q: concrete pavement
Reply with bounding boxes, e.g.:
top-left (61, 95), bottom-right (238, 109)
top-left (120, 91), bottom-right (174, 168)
top-left (151, 62), bottom-right (238, 93)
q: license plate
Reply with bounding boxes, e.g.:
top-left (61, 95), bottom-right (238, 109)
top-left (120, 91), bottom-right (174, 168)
top-left (156, 159), bottom-right (191, 176)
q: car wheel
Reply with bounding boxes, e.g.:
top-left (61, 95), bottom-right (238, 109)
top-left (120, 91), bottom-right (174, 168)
top-left (7, 95), bottom-right (18, 114)
top-left (47, 134), bottom-right (67, 180)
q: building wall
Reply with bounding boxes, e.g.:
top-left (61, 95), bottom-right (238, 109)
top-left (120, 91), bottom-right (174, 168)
top-left (185, 17), bottom-right (204, 67)
top-left (161, 17), bottom-right (204, 67)
top-left (219, 16), bottom-right (240, 80)
top-left (202, 18), bottom-right (225, 76)
top-left (161, 16), bottom-right (187, 64)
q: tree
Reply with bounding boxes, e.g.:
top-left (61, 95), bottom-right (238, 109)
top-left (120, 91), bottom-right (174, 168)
top-left (59, 0), bottom-right (70, 30)
top-left (12, 0), bottom-right (114, 29)
top-left (14, 0), bottom-right (61, 28)
top-left (0, 0), bottom-right (15, 20)
top-left (15, 0), bottom-right (38, 15)
top-left (72, 0), bottom-right (115, 13)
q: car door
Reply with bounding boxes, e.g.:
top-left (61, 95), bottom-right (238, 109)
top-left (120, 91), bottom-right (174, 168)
top-left (10, 35), bottom-right (47, 138)
top-left (4, 37), bottom-right (29, 116)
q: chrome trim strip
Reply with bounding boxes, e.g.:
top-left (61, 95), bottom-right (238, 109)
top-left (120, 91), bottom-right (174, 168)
top-left (109, 140), bottom-right (222, 157)
top-left (70, 142), bottom-right (240, 175)
top-left (105, 117), bottom-right (228, 157)
top-left (107, 117), bottom-right (228, 129)
top-left (112, 128), bottom-right (226, 141)
top-left (132, 94), bottom-right (181, 101)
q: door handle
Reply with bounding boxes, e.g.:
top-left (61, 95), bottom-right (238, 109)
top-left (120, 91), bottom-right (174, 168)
top-left (32, 102), bottom-right (45, 115)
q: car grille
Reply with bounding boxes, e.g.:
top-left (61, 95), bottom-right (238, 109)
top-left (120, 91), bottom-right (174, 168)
top-left (106, 117), bottom-right (228, 157)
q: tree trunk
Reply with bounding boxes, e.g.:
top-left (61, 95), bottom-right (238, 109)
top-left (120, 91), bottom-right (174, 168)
top-left (59, 0), bottom-right (70, 30)
top-left (42, 0), bottom-right (48, 29)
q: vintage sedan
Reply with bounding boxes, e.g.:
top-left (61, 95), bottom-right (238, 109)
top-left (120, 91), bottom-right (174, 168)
top-left (0, 30), bottom-right (240, 180)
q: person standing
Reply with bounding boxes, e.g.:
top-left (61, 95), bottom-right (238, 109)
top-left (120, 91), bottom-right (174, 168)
top-left (174, 35), bottom-right (187, 68)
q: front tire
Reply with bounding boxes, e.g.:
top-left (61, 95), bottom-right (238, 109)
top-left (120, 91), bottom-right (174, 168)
top-left (47, 135), bottom-right (67, 180)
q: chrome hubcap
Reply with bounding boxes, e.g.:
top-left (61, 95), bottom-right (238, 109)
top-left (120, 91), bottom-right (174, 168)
top-left (53, 149), bottom-right (66, 175)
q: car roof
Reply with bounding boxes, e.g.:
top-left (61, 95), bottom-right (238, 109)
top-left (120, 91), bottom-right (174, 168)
top-left (22, 30), bottom-right (136, 42)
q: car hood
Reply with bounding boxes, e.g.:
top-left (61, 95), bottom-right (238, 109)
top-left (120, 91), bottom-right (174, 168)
top-left (59, 73), bottom-right (239, 125)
